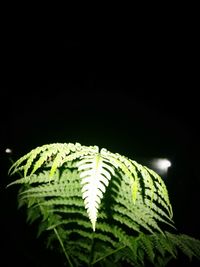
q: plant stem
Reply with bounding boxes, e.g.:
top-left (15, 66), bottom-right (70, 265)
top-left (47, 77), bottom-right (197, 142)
top-left (91, 245), bottom-right (126, 265)
top-left (89, 232), bottom-right (95, 266)
top-left (54, 227), bottom-right (73, 267)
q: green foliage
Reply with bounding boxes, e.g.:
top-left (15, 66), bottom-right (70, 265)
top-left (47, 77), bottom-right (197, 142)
top-left (7, 142), bottom-right (200, 266)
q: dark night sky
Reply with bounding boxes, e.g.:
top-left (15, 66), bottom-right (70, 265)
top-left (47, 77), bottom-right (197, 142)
top-left (0, 39), bottom-right (199, 266)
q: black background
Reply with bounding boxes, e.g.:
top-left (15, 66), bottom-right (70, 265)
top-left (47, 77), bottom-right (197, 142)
top-left (0, 37), bottom-right (199, 266)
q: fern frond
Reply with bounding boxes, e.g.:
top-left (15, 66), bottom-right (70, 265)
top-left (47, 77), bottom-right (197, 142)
top-left (144, 166), bottom-right (173, 218)
top-left (9, 144), bottom-right (52, 176)
top-left (8, 142), bottom-right (174, 234)
top-left (138, 233), bottom-right (155, 263)
top-left (77, 151), bottom-right (115, 231)
top-left (39, 197), bottom-right (84, 208)
top-left (99, 149), bottom-right (173, 230)
top-left (101, 149), bottom-right (140, 203)
top-left (113, 246), bottom-right (141, 267)
top-left (179, 234), bottom-right (200, 260)
top-left (7, 170), bottom-right (59, 187)
top-left (8, 141), bottom-right (200, 266)
top-left (166, 232), bottom-right (200, 261)
top-left (8, 142), bottom-right (93, 177)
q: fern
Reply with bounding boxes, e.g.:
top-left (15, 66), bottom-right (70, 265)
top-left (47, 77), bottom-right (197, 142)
top-left (7, 142), bottom-right (200, 266)
top-left (77, 152), bottom-right (115, 231)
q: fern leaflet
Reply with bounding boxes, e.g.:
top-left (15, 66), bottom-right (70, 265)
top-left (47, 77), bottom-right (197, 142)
top-left (77, 151), bottom-right (115, 231)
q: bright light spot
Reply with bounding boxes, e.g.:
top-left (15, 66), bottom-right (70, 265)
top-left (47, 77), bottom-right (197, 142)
top-left (150, 158), bottom-right (171, 175)
top-left (155, 159), bottom-right (171, 169)
top-left (5, 148), bottom-right (12, 154)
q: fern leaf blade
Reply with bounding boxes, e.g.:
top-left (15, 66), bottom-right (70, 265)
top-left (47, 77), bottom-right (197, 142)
top-left (77, 153), bottom-right (114, 231)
